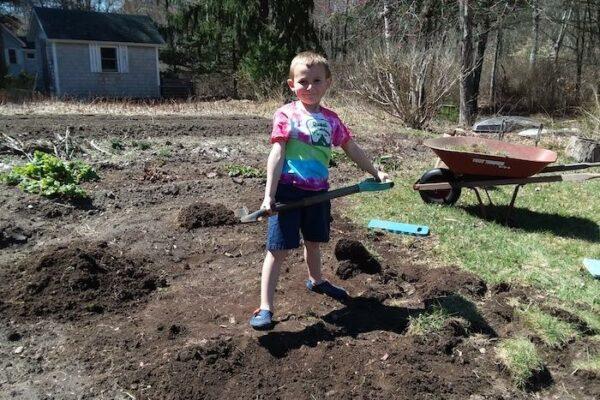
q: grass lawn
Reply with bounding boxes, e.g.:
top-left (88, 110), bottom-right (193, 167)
top-left (345, 138), bottom-right (600, 329)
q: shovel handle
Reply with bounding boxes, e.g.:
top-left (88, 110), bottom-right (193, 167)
top-left (240, 179), bottom-right (394, 223)
top-left (274, 184), bottom-right (360, 212)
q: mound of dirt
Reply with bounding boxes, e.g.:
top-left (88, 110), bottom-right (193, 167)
top-left (4, 242), bottom-right (161, 320)
top-left (178, 202), bottom-right (238, 229)
top-left (400, 264), bottom-right (487, 299)
top-left (334, 239), bottom-right (381, 279)
top-left (134, 336), bottom-right (242, 400)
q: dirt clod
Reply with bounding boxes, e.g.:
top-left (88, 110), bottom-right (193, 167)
top-left (334, 239), bottom-right (381, 279)
top-left (178, 202), bottom-right (237, 229)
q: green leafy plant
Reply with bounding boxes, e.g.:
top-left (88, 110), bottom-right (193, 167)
top-left (1, 151), bottom-right (99, 198)
top-left (111, 139), bottom-right (125, 151)
top-left (132, 140), bottom-right (152, 150)
top-left (226, 164), bottom-right (265, 178)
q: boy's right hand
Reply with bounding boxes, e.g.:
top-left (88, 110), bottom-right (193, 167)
top-left (260, 196), bottom-right (276, 215)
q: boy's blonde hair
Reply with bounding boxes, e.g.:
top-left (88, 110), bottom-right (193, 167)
top-left (289, 51), bottom-right (331, 80)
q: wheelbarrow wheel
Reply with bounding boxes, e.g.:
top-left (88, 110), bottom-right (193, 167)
top-left (418, 168), bottom-right (461, 205)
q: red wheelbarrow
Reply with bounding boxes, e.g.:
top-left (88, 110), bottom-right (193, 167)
top-left (413, 136), bottom-right (600, 219)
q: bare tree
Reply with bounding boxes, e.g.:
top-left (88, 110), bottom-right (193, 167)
top-left (459, 0), bottom-right (476, 126)
top-left (529, 0), bottom-right (540, 67)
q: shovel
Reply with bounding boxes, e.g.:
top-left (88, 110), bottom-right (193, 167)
top-left (238, 178), bottom-right (394, 223)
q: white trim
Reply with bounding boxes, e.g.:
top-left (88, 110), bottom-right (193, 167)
top-left (0, 24), bottom-right (27, 47)
top-left (155, 47), bottom-right (160, 90)
top-left (47, 38), bottom-right (164, 48)
top-left (89, 43), bottom-right (100, 72)
top-left (117, 45), bottom-right (128, 73)
top-left (52, 42), bottom-right (60, 96)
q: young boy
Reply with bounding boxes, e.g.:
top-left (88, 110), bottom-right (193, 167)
top-left (250, 51), bottom-right (390, 330)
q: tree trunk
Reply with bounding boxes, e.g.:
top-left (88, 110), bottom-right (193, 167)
top-left (472, 16), bottom-right (489, 114)
top-left (490, 27), bottom-right (502, 112)
top-left (553, 5), bottom-right (572, 64)
top-left (383, 0), bottom-right (391, 55)
top-left (574, 7), bottom-right (584, 101)
top-left (529, 0), bottom-right (540, 68)
top-left (0, 26), bottom-right (6, 87)
top-left (459, 0), bottom-right (476, 127)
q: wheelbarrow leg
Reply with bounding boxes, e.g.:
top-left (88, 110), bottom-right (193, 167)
top-left (506, 184), bottom-right (523, 223)
top-left (471, 188), bottom-right (487, 219)
top-left (483, 188), bottom-right (495, 206)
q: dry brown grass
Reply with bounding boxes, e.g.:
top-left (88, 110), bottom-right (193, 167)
top-left (0, 98), bottom-right (280, 119)
top-left (0, 96), bottom-right (426, 140)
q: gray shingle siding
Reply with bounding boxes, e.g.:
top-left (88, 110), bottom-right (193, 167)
top-left (54, 42), bottom-right (159, 98)
top-left (2, 28), bottom-right (25, 76)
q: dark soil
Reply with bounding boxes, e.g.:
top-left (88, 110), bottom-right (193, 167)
top-left (177, 202), bottom-right (238, 229)
top-left (0, 113), bottom-right (597, 399)
top-left (1, 242), bottom-right (161, 321)
top-left (334, 238), bottom-right (381, 279)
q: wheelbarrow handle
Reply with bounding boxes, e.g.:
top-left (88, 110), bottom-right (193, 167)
top-left (541, 162), bottom-right (600, 173)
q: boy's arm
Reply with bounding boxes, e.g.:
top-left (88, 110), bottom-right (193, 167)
top-left (341, 139), bottom-right (390, 182)
top-left (262, 141), bottom-right (286, 212)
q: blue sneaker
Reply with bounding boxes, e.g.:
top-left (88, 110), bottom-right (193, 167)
top-left (306, 279), bottom-right (348, 301)
top-left (249, 308), bottom-right (273, 330)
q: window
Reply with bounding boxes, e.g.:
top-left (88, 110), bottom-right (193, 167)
top-left (8, 49), bottom-right (17, 64)
top-left (26, 52), bottom-right (35, 59)
top-left (100, 47), bottom-right (117, 72)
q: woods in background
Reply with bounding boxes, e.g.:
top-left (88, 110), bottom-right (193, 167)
top-left (1, 0), bottom-right (599, 127)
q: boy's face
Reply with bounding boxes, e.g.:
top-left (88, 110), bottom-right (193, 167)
top-left (287, 63), bottom-right (331, 108)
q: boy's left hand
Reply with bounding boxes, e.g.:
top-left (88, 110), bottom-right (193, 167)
top-left (376, 170), bottom-right (391, 183)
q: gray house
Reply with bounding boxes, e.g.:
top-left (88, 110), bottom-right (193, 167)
top-left (3, 7), bottom-right (165, 98)
top-left (1, 24), bottom-right (37, 78)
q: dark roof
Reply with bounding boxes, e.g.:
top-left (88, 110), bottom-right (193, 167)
top-left (33, 7), bottom-right (165, 45)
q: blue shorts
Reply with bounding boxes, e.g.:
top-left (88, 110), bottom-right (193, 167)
top-left (267, 184), bottom-right (331, 251)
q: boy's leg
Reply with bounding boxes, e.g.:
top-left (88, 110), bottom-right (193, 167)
top-left (304, 240), bottom-right (323, 284)
top-left (260, 249), bottom-right (289, 311)
top-left (304, 240), bottom-right (348, 301)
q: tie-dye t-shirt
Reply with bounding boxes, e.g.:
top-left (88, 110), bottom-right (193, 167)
top-left (270, 101), bottom-right (352, 191)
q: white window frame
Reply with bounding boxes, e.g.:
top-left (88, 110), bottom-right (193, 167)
top-left (89, 43), bottom-right (128, 73)
top-left (99, 45), bottom-right (118, 72)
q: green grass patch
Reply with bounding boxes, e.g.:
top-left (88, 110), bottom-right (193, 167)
top-left (1, 151), bottom-right (98, 198)
top-left (407, 307), bottom-right (451, 336)
top-left (497, 337), bottom-right (545, 388)
top-left (345, 155), bottom-right (600, 328)
top-left (131, 140), bottom-right (152, 150)
top-left (516, 304), bottom-right (578, 347)
top-left (157, 148), bottom-right (172, 158)
top-left (573, 354), bottom-right (600, 375)
top-left (226, 164), bottom-right (265, 178)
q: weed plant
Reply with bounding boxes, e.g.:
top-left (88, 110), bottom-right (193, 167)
top-left (1, 151), bottom-right (98, 198)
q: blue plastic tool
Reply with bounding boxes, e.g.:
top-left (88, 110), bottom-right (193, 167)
top-left (368, 219), bottom-right (430, 236)
top-left (584, 259), bottom-right (600, 279)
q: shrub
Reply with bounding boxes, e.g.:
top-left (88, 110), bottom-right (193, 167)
top-left (1, 151), bottom-right (99, 198)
